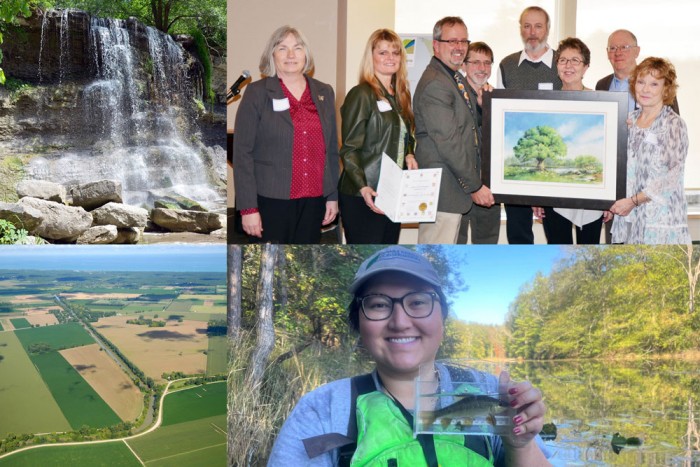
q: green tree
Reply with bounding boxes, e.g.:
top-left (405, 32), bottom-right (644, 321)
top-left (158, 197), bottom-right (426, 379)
top-left (0, 0), bottom-right (40, 85)
top-left (513, 125), bottom-right (567, 171)
top-left (573, 155), bottom-right (603, 172)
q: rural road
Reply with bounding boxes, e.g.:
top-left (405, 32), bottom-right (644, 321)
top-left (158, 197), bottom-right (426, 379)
top-left (0, 377), bottom-right (195, 461)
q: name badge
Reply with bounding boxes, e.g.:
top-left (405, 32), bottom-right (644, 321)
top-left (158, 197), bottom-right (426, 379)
top-left (538, 82), bottom-right (554, 90)
top-left (377, 100), bottom-right (392, 112)
top-left (644, 132), bottom-right (659, 145)
top-left (273, 98), bottom-right (290, 111)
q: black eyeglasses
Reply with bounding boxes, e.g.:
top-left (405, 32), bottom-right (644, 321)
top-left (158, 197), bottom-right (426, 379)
top-left (358, 292), bottom-right (438, 321)
top-left (557, 57), bottom-right (584, 66)
top-left (436, 39), bottom-right (471, 47)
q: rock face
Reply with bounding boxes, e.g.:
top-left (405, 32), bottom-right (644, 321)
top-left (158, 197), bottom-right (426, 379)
top-left (0, 9), bottom-right (226, 214)
top-left (16, 180), bottom-right (68, 203)
top-left (0, 202), bottom-right (43, 232)
top-left (71, 180), bottom-right (123, 210)
top-left (77, 225), bottom-right (118, 244)
top-left (151, 208), bottom-right (222, 233)
top-left (18, 197), bottom-right (92, 241)
top-left (91, 202), bottom-right (148, 228)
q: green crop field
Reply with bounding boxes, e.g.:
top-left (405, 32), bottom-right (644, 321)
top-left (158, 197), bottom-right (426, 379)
top-left (0, 441), bottom-right (142, 467)
top-left (192, 305), bottom-right (226, 314)
top-left (164, 300), bottom-right (196, 313)
top-left (9, 318), bottom-right (31, 329)
top-left (14, 323), bottom-right (94, 352)
top-left (120, 303), bottom-right (166, 314)
top-left (206, 336), bottom-right (227, 376)
top-left (30, 352), bottom-right (121, 429)
top-left (161, 381), bottom-right (226, 426)
top-left (0, 332), bottom-right (70, 437)
top-left (128, 415), bottom-right (226, 467)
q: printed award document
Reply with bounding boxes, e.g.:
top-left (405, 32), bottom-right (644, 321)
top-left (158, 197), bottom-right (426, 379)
top-left (375, 153), bottom-right (442, 223)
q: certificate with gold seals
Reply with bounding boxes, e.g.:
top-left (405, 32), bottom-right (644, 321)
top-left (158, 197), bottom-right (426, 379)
top-left (375, 153), bottom-right (442, 223)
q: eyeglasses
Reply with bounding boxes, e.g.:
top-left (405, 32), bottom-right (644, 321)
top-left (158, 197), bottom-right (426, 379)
top-left (465, 60), bottom-right (492, 67)
top-left (557, 57), bottom-right (584, 66)
top-left (437, 39), bottom-right (471, 47)
top-left (358, 291), bottom-right (438, 321)
top-left (606, 45), bottom-right (636, 53)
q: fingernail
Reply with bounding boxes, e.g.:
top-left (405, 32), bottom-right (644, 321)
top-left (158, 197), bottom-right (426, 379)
top-left (508, 388), bottom-right (518, 395)
top-left (513, 416), bottom-right (523, 425)
top-left (510, 399), bottom-right (518, 407)
top-left (513, 426), bottom-right (522, 435)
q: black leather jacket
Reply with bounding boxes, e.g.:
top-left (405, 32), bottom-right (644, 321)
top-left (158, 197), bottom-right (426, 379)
top-left (338, 82), bottom-right (415, 195)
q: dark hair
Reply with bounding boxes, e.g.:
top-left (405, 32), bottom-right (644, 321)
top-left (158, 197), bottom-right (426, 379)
top-left (466, 41), bottom-right (494, 62)
top-left (556, 37), bottom-right (591, 65)
top-left (348, 274), bottom-right (449, 332)
top-left (630, 57), bottom-right (678, 105)
top-left (432, 16), bottom-right (466, 41)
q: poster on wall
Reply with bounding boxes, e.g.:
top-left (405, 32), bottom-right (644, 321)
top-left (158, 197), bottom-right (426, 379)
top-left (400, 34), bottom-right (432, 97)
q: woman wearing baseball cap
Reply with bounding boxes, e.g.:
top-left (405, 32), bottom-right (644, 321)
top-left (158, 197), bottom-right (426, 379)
top-left (268, 246), bottom-right (551, 466)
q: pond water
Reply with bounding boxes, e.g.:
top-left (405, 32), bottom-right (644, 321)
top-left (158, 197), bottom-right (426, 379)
top-left (508, 359), bottom-right (700, 466)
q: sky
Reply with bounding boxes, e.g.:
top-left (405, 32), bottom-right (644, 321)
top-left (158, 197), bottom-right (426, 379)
top-left (0, 244), bottom-right (226, 272)
top-left (445, 245), bottom-right (568, 325)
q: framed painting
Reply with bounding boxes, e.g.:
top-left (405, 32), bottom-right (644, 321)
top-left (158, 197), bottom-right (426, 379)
top-left (481, 89), bottom-right (628, 210)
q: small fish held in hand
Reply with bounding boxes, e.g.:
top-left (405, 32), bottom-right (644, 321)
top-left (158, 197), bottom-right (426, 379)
top-left (419, 394), bottom-right (507, 429)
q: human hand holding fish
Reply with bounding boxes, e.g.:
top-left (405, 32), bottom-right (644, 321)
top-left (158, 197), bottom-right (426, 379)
top-left (499, 371), bottom-right (546, 450)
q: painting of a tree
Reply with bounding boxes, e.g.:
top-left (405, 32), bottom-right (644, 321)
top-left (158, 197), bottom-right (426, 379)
top-left (513, 125), bottom-right (566, 171)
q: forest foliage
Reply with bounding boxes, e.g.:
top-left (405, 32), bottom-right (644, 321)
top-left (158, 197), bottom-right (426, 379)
top-left (506, 245), bottom-right (700, 359)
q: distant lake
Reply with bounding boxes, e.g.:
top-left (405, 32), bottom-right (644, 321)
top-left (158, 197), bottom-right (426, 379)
top-left (0, 245), bottom-right (226, 272)
top-left (508, 359), bottom-right (700, 466)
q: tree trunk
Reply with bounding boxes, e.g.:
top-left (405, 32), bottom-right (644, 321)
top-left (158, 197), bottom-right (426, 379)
top-left (227, 245), bottom-right (242, 340)
top-left (246, 244), bottom-right (278, 389)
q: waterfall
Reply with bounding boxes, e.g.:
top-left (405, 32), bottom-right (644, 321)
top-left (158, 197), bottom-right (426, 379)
top-left (28, 10), bottom-right (223, 212)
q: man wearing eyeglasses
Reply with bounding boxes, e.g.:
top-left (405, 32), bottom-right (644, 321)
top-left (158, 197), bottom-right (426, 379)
top-left (413, 16), bottom-right (495, 244)
top-left (595, 29), bottom-right (679, 115)
top-left (456, 42), bottom-right (500, 244)
top-left (496, 6), bottom-right (562, 244)
top-left (595, 29), bottom-right (679, 244)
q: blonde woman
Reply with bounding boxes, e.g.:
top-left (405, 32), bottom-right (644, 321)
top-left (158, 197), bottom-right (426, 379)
top-left (338, 29), bottom-right (417, 244)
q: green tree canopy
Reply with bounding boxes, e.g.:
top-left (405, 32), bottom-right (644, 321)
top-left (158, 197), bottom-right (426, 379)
top-left (513, 125), bottom-right (567, 171)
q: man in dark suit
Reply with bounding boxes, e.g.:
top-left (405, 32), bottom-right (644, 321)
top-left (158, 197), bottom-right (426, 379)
top-left (413, 16), bottom-right (495, 243)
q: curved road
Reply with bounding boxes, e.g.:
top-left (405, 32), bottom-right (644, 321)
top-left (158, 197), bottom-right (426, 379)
top-left (0, 377), bottom-right (197, 462)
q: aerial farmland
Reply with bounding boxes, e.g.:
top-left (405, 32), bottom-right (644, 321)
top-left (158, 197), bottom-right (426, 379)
top-left (0, 245), bottom-right (227, 466)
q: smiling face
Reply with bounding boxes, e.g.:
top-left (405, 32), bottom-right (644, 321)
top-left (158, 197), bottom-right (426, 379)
top-left (520, 9), bottom-right (549, 55)
top-left (272, 33), bottom-right (306, 78)
top-left (434, 22), bottom-right (469, 71)
top-left (463, 49), bottom-right (492, 89)
top-left (373, 40), bottom-right (401, 81)
top-left (634, 72), bottom-right (665, 110)
top-left (557, 47), bottom-right (589, 90)
top-left (358, 272), bottom-right (444, 379)
top-left (607, 30), bottom-right (640, 79)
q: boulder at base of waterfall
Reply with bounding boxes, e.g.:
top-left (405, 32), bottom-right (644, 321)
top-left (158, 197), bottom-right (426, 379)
top-left (151, 194), bottom-right (208, 212)
top-left (114, 227), bottom-right (142, 244)
top-left (0, 202), bottom-right (43, 232)
top-left (70, 180), bottom-right (123, 210)
top-left (18, 197), bottom-right (93, 241)
top-left (16, 180), bottom-right (68, 204)
top-left (150, 208), bottom-right (222, 233)
top-left (76, 225), bottom-right (118, 244)
top-left (91, 202), bottom-right (148, 228)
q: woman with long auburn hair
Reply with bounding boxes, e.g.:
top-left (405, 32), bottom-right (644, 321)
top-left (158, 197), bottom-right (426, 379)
top-left (338, 29), bottom-right (417, 244)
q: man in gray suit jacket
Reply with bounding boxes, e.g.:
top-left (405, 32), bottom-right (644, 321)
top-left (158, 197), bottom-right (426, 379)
top-left (413, 16), bottom-right (495, 244)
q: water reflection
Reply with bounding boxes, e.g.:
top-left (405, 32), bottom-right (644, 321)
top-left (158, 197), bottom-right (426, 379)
top-left (508, 360), bottom-right (700, 466)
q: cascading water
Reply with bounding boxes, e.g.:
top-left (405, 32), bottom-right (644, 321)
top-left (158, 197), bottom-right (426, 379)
top-left (27, 9), bottom-right (224, 212)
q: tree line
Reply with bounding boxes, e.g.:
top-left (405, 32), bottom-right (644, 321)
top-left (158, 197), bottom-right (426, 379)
top-left (506, 245), bottom-right (700, 359)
